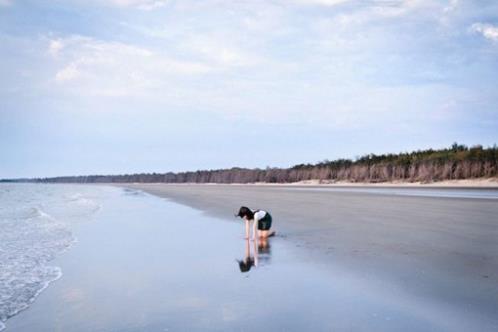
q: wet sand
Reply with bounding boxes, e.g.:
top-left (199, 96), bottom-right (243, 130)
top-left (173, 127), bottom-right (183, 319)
top-left (8, 186), bottom-right (384, 331)
top-left (124, 183), bottom-right (498, 330)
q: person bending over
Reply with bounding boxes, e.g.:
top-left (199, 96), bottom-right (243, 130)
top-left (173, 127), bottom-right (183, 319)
top-left (236, 206), bottom-right (275, 240)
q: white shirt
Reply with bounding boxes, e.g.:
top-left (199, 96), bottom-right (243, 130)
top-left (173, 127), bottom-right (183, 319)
top-left (253, 210), bottom-right (267, 221)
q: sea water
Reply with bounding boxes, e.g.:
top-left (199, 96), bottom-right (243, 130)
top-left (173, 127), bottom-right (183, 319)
top-left (0, 184), bottom-right (104, 331)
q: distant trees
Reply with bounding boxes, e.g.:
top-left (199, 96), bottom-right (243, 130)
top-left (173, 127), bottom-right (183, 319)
top-left (25, 143), bottom-right (498, 184)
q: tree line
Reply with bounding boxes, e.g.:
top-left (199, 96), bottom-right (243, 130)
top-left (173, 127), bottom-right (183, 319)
top-left (4, 143), bottom-right (497, 184)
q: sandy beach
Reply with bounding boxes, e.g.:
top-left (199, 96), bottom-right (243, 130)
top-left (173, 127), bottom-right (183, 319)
top-left (252, 178), bottom-right (498, 187)
top-left (124, 183), bottom-right (498, 329)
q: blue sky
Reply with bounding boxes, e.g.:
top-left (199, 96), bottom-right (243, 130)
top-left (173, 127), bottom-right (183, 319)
top-left (1, 0), bottom-right (497, 178)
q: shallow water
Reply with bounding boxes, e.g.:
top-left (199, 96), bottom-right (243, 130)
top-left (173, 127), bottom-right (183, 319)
top-left (0, 184), bottom-right (104, 331)
top-left (2, 184), bottom-right (497, 331)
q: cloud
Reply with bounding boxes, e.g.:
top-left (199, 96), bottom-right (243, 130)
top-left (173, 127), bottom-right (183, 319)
top-left (103, 0), bottom-right (168, 10)
top-left (304, 0), bottom-right (445, 36)
top-left (294, 0), bottom-right (351, 6)
top-left (470, 23), bottom-right (498, 42)
top-left (295, 0), bottom-right (438, 15)
top-left (55, 63), bottom-right (80, 82)
top-left (49, 35), bottom-right (212, 97)
top-left (443, 0), bottom-right (459, 14)
top-left (181, 35), bottom-right (262, 67)
top-left (48, 39), bottom-right (64, 57)
top-left (7, 0), bottom-right (498, 126)
top-left (121, 22), bottom-right (265, 68)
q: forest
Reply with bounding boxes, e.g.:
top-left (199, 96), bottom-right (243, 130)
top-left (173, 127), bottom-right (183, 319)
top-left (4, 143), bottom-right (498, 184)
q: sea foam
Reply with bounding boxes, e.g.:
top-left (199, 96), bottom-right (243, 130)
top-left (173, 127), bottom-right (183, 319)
top-left (0, 184), bottom-right (103, 330)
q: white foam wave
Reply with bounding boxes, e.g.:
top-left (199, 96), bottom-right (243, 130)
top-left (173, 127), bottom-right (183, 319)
top-left (65, 194), bottom-right (102, 215)
top-left (0, 266), bottom-right (63, 322)
top-left (0, 184), bottom-right (103, 331)
top-left (30, 207), bottom-right (57, 222)
top-left (123, 188), bottom-right (145, 196)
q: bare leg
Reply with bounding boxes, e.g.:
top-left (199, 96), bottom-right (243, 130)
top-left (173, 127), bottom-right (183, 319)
top-left (259, 236), bottom-right (269, 249)
top-left (258, 230), bottom-right (276, 238)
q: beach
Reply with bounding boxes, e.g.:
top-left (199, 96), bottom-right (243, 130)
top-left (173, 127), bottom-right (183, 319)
top-left (124, 183), bottom-right (498, 330)
top-left (256, 178), bottom-right (498, 187)
top-left (2, 183), bottom-right (498, 331)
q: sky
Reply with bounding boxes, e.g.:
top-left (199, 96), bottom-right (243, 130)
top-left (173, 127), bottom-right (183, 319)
top-left (1, 0), bottom-right (497, 178)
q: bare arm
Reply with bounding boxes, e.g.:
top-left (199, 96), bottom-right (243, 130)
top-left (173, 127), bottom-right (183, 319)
top-left (253, 237), bottom-right (259, 267)
top-left (245, 218), bottom-right (250, 239)
top-left (252, 217), bottom-right (258, 240)
top-left (244, 239), bottom-right (250, 258)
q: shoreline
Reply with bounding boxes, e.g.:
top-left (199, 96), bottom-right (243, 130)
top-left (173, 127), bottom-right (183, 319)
top-left (6, 177), bottom-right (498, 188)
top-left (264, 178), bottom-right (498, 187)
top-left (109, 178), bottom-right (498, 188)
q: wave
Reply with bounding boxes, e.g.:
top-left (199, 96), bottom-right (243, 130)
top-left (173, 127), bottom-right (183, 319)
top-left (0, 266), bottom-right (62, 325)
top-left (0, 188), bottom-right (85, 331)
top-left (122, 188), bottom-right (145, 196)
top-left (65, 194), bottom-right (102, 215)
top-left (0, 184), bottom-right (107, 330)
top-left (30, 206), bottom-right (57, 221)
top-left (0, 206), bottom-right (44, 221)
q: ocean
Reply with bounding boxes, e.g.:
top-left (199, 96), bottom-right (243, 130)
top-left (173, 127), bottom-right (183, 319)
top-left (0, 184), bottom-right (105, 331)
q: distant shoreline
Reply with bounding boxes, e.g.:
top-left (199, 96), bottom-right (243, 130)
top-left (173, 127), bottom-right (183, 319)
top-left (254, 178), bottom-right (498, 187)
top-left (3, 178), bottom-right (498, 188)
top-left (114, 178), bottom-right (498, 188)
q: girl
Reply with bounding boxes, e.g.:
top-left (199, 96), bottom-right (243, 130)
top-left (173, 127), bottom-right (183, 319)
top-left (236, 206), bottom-right (275, 239)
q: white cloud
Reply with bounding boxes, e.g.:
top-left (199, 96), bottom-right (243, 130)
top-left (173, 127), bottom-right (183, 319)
top-left (295, 0), bottom-right (438, 15)
top-left (9, 0), bottom-right (496, 126)
top-left (49, 39), bottom-right (64, 57)
top-left (103, 0), bottom-right (168, 10)
top-left (438, 0), bottom-right (459, 27)
top-left (306, 0), bottom-right (443, 33)
top-left (55, 63), bottom-right (80, 82)
top-left (182, 35), bottom-right (261, 67)
top-left (470, 23), bottom-right (498, 42)
top-left (443, 0), bottom-right (459, 14)
top-left (49, 35), bottom-right (212, 97)
top-left (295, 0), bottom-right (351, 6)
top-left (121, 23), bottom-right (265, 68)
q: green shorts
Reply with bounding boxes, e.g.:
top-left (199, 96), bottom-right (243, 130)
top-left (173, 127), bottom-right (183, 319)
top-left (257, 213), bottom-right (272, 231)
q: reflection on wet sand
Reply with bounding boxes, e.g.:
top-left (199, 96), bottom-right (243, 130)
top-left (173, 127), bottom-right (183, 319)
top-left (258, 237), bottom-right (271, 264)
top-left (237, 238), bottom-right (272, 273)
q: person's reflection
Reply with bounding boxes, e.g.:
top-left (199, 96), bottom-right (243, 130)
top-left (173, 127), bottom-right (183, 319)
top-left (237, 238), bottom-right (272, 273)
top-left (258, 236), bottom-right (271, 255)
top-left (238, 239), bottom-right (257, 272)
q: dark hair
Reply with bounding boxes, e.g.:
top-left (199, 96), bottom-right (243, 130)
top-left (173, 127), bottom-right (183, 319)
top-left (237, 258), bottom-right (254, 273)
top-left (236, 206), bottom-right (254, 220)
